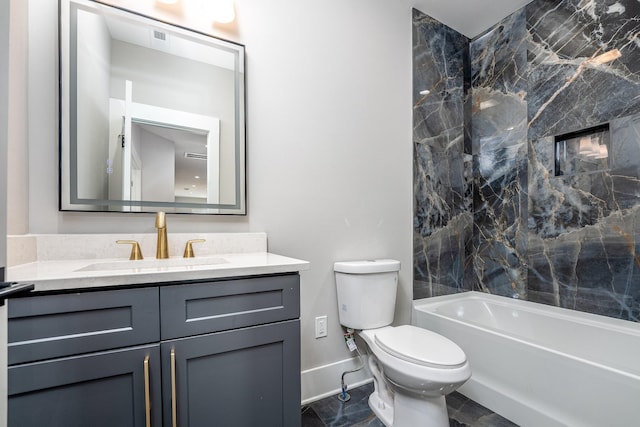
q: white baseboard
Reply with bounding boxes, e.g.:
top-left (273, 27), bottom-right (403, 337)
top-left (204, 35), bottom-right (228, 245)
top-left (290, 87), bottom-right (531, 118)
top-left (301, 356), bottom-right (372, 405)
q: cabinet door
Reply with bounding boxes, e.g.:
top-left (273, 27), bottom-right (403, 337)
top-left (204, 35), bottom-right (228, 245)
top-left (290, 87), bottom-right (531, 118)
top-left (8, 345), bottom-right (162, 427)
top-left (162, 320), bottom-right (301, 427)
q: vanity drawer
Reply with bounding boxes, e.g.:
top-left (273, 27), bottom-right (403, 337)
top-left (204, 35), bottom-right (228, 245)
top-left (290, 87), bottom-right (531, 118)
top-left (8, 287), bottom-right (160, 365)
top-left (160, 274), bottom-right (300, 340)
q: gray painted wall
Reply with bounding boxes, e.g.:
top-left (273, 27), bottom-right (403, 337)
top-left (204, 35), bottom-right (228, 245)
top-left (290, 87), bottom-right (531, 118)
top-left (1, 1), bottom-right (10, 422)
top-left (1, 0), bottom-right (8, 275)
top-left (10, 0), bottom-right (414, 394)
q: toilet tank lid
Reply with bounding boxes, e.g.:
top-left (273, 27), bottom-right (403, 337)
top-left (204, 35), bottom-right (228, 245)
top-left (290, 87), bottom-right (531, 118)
top-left (334, 259), bottom-right (401, 274)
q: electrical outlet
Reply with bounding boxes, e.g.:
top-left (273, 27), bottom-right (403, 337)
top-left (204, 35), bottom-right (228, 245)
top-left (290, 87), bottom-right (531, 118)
top-left (315, 315), bottom-right (328, 338)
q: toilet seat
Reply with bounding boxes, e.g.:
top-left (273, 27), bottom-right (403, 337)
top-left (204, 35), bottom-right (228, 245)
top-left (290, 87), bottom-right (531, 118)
top-left (374, 325), bottom-right (467, 369)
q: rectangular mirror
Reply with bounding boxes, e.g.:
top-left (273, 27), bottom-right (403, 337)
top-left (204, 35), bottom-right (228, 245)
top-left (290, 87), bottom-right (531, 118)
top-left (60, 0), bottom-right (246, 214)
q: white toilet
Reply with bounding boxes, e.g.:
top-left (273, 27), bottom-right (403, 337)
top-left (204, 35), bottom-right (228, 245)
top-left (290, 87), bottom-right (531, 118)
top-left (334, 259), bottom-right (471, 427)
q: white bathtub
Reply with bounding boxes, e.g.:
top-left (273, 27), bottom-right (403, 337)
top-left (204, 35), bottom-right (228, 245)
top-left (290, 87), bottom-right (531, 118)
top-left (412, 291), bottom-right (640, 427)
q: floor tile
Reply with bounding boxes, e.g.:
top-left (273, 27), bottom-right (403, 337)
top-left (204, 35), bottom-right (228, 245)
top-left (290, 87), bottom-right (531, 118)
top-left (303, 382), bottom-right (518, 427)
top-left (308, 383), bottom-right (384, 427)
top-left (301, 406), bottom-right (326, 427)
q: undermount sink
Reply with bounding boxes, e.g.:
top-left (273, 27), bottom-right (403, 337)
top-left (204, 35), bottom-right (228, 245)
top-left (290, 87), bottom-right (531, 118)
top-left (75, 256), bottom-right (228, 273)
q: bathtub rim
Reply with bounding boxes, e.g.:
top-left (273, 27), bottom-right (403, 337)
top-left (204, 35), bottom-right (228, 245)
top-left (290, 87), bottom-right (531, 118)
top-left (412, 291), bottom-right (640, 381)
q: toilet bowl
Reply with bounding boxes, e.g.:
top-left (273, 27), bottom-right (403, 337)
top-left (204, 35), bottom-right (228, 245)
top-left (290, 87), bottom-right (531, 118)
top-left (334, 260), bottom-right (471, 427)
top-left (359, 325), bottom-right (471, 426)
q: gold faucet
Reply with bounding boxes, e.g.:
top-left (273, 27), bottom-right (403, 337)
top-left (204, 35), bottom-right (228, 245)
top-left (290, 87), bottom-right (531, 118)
top-left (183, 239), bottom-right (206, 258)
top-left (155, 212), bottom-right (169, 259)
top-left (116, 240), bottom-right (144, 260)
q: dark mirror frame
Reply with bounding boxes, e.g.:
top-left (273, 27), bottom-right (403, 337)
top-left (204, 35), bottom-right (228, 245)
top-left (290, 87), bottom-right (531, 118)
top-left (59, 0), bottom-right (246, 214)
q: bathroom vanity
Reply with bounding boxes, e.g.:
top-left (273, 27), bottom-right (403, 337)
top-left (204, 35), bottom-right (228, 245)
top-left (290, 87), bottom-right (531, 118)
top-left (5, 233), bottom-right (308, 427)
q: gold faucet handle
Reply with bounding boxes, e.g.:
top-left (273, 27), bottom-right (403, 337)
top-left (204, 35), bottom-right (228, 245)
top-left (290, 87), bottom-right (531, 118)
top-left (155, 211), bottom-right (166, 228)
top-left (116, 240), bottom-right (144, 260)
top-left (183, 239), bottom-right (206, 258)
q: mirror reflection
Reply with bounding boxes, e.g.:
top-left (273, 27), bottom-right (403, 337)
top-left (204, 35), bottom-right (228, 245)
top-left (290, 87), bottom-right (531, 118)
top-left (60, 0), bottom-right (246, 214)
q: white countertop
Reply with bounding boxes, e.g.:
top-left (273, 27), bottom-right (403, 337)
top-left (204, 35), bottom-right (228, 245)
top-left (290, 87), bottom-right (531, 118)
top-left (8, 252), bottom-right (310, 292)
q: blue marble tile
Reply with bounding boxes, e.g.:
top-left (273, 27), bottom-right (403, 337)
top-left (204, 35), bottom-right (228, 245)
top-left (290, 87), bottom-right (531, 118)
top-left (413, 0), bottom-right (640, 323)
top-left (526, 0), bottom-right (640, 140)
top-left (412, 8), bottom-right (473, 299)
top-left (469, 9), bottom-right (529, 299)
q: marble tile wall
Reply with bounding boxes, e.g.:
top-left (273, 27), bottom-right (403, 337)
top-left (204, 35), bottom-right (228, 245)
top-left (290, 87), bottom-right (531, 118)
top-left (413, 0), bottom-right (640, 321)
top-left (470, 10), bottom-right (529, 298)
top-left (412, 9), bottom-right (472, 299)
top-left (526, 0), bottom-right (640, 319)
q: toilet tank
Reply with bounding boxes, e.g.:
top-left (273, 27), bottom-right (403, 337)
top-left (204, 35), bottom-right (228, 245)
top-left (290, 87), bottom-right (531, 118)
top-left (334, 259), bottom-right (400, 330)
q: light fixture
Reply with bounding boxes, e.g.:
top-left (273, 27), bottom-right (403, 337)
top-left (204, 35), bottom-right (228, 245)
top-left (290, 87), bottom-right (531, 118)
top-left (479, 99), bottom-right (498, 110)
top-left (578, 135), bottom-right (608, 160)
top-left (578, 136), bottom-right (595, 155)
top-left (419, 89), bottom-right (430, 96)
top-left (156, 0), bottom-right (179, 4)
top-left (591, 144), bottom-right (608, 159)
top-left (213, 0), bottom-right (235, 24)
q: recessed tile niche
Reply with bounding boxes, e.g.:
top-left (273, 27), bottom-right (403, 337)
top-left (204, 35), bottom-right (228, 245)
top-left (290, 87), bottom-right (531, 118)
top-left (554, 124), bottom-right (611, 177)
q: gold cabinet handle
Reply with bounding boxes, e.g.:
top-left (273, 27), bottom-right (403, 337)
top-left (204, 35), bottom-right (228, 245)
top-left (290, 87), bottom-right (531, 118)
top-left (183, 239), bottom-right (206, 258)
top-left (116, 240), bottom-right (144, 260)
top-left (171, 348), bottom-right (177, 427)
top-left (144, 355), bottom-right (151, 427)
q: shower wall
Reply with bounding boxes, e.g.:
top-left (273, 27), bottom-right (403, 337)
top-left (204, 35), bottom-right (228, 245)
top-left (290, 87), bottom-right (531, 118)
top-left (413, 0), bottom-right (640, 321)
top-left (525, 0), bottom-right (640, 319)
top-left (412, 9), bottom-right (472, 299)
top-left (470, 10), bottom-right (529, 299)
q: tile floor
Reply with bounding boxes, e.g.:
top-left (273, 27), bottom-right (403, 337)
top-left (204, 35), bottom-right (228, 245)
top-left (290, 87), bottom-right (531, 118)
top-left (301, 382), bottom-right (518, 427)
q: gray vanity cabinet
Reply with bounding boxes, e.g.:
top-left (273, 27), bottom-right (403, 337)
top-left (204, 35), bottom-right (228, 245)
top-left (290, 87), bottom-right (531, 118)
top-left (7, 287), bottom-right (160, 365)
top-left (7, 273), bottom-right (302, 427)
top-left (161, 320), bottom-right (300, 427)
top-left (7, 287), bottom-right (162, 427)
top-left (8, 344), bottom-right (162, 427)
top-left (159, 274), bottom-right (301, 427)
